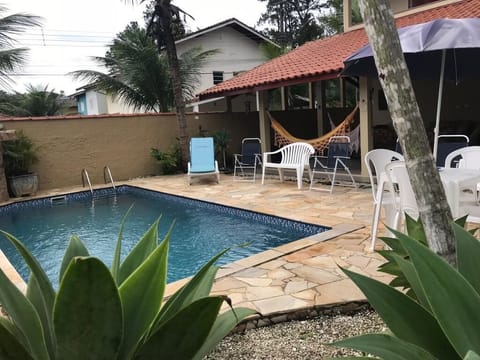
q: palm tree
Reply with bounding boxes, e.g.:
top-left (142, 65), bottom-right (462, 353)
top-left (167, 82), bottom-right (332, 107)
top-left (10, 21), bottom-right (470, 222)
top-left (0, 84), bottom-right (63, 116)
top-left (125, 0), bottom-right (192, 170)
top-left (0, 5), bottom-right (42, 90)
top-left (0, 5), bottom-right (41, 201)
top-left (70, 22), bottom-right (216, 113)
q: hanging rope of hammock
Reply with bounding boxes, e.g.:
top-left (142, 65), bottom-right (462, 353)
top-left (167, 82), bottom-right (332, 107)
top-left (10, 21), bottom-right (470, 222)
top-left (268, 104), bottom-right (359, 154)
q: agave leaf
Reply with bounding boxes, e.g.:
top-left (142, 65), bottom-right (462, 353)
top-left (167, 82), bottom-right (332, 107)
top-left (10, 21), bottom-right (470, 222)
top-left (54, 257), bottom-right (123, 359)
top-left (152, 249), bottom-right (227, 332)
top-left (464, 351), bottom-right (480, 360)
top-left (193, 307), bottom-right (258, 360)
top-left (0, 319), bottom-right (34, 360)
top-left (0, 268), bottom-right (49, 360)
top-left (391, 253), bottom-right (429, 310)
top-left (59, 235), bottom-right (89, 283)
top-left (333, 333), bottom-right (436, 360)
top-left (401, 232), bottom-right (480, 357)
top-left (404, 214), bottom-right (427, 245)
top-left (380, 236), bottom-right (408, 256)
top-left (118, 217), bottom-right (165, 285)
top-left (26, 274), bottom-right (55, 358)
top-left (454, 223), bottom-right (480, 295)
top-left (137, 297), bottom-right (223, 359)
top-left (117, 235), bottom-right (169, 359)
top-left (111, 204), bottom-right (134, 284)
top-left (342, 267), bottom-right (458, 359)
top-left (0, 231), bottom-right (55, 319)
top-left (377, 251), bottom-right (403, 277)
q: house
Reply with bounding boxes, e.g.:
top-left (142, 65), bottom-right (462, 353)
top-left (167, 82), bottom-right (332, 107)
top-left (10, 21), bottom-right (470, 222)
top-left (72, 18), bottom-right (277, 115)
top-left (198, 0), bottom-right (480, 177)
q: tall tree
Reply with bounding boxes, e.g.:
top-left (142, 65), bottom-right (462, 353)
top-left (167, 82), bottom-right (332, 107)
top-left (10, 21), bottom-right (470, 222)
top-left (0, 5), bottom-right (41, 201)
top-left (257, 0), bottom-right (325, 47)
top-left (318, 0), bottom-right (363, 35)
top-left (71, 22), bottom-right (215, 112)
top-left (125, 0), bottom-right (191, 170)
top-left (0, 5), bottom-right (42, 90)
top-left (357, 0), bottom-right (455, 263)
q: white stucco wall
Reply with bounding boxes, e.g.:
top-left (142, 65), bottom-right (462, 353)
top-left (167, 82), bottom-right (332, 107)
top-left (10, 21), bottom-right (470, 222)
top-left (85, 90), bottom-right (107, 115)
top-left (176, 26), bottom-right (267, 96)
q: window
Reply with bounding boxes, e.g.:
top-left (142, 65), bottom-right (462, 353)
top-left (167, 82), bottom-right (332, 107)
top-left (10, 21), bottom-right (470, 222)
top-left (213, 71), bottom-right (224, 85)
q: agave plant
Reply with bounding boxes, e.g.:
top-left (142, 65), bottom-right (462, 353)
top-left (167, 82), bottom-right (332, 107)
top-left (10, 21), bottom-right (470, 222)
top-left (332, 216), bottom-right (480, 359)
top-left (0, 210), bottom-right (255, 359)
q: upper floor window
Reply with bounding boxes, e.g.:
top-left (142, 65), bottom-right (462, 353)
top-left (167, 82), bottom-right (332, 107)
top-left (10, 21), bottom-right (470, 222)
top-left (213, 71), bottom-right (224, 85)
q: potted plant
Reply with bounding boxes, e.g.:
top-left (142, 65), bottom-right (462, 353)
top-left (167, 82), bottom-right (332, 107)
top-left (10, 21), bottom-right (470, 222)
top-left (2, 130), bottom-right (39, 197)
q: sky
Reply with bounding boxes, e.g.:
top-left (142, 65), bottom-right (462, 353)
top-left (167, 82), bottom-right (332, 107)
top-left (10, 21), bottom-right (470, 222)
top-left (6, 0), bottom-right (266, 95)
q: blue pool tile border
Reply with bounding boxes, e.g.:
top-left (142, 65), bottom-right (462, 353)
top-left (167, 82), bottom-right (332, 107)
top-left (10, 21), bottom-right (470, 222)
top-left (0, 185), bottom-right (330, 236)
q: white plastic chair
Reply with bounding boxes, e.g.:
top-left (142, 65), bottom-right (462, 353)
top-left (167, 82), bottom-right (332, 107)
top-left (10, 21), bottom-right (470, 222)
top-left (262, 142), bottom-right (314, 189)
top-left (445, 146), bottom-right (480, 221)
top-left (385, 161), bottom-right (419, 232)
top-left (310, 136), bottom-right (357, 193)
top-left (364, 149), bottom-right (404, 250)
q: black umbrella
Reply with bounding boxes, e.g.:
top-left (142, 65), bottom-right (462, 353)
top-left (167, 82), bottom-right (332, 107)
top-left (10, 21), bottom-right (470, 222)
top-left (342, 18), bottom-right (480, 157)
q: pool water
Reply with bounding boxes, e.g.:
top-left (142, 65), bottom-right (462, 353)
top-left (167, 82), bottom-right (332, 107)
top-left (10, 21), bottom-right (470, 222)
top-left (0, 186), bottom-right (328, 285)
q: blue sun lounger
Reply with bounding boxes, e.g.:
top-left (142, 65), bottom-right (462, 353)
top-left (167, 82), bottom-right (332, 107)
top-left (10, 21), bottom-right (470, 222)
top-left (188, 137), bottom-right (220, 185)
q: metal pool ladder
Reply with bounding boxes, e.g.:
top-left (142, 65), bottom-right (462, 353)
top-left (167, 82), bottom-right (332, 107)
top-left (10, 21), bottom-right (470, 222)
top-left (104, 166), bottom-right (116, 191)
top-left (81, 168), bottom-right (93, 195)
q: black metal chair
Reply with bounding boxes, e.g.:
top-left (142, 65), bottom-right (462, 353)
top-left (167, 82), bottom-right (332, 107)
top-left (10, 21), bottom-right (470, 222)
top-left (233, 138), bottom-right (262, 181)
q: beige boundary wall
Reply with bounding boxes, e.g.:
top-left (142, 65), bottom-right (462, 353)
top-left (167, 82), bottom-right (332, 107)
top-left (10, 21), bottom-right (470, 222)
top-left (1, 111), bottom-right (260, 191)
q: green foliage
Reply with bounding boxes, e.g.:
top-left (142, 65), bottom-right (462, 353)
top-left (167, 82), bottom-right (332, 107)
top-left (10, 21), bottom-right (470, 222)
top-left (2, 130), bottom-right (39, 176)
top-left (0, 5), bottom-right (42, 90)
top-left (151, 141), bottom-right (181, 174)
top-left (0, 215), bottom-right (255, 359)
top-left (212, 129), bottom-right (231, 169)
top-left (332, 217), bottom-right (480, 359)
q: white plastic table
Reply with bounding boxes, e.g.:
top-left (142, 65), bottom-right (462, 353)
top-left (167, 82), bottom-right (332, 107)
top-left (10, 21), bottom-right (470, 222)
top-left (439, 168), bottom-right (480, 217)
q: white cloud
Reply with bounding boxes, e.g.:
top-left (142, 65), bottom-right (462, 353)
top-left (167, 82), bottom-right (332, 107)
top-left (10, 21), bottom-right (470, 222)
top-left (5, 0), bottom-right (266, 95)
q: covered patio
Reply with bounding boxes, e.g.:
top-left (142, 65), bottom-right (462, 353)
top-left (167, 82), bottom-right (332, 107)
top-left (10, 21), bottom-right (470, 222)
top-left (198, 0), bottom-right (480, 179)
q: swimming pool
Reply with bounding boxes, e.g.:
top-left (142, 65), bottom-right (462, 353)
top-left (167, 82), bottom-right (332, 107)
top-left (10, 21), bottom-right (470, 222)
top-left (0, 186), bottom-right (329, 284)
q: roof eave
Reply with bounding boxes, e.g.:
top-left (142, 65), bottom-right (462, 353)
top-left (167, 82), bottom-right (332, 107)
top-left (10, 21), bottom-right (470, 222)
top-left (198, 70), bottom-right (342, 100)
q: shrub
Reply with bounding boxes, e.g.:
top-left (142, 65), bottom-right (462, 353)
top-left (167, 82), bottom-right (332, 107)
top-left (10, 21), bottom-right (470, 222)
top-left (0, 211), bottom-right (255, 359)
top-left (2, 130), bottom-right (39, 176)
top-left (151, 142), bottom-right (181, 175)
top-left (332, 215), bottom-right (480, 359)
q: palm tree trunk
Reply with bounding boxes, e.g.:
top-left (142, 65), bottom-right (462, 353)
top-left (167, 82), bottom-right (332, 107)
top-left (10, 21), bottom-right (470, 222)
top-left (156, 0), bottom-right (189, 170)
top-left (357, 0), bottom-right (456, 265)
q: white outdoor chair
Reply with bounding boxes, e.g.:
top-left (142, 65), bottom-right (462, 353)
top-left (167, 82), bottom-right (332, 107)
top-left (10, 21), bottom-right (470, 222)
top-left (364, 149), bottom-right (404, 250)
top-left (262, 142), bottom-right (314, 189)
top-left (445, 146), bottom-right (480, 221)
top-left (310, 136), bottom-right (357, 193)
top-left (384, 161), bottom-right (419, 232)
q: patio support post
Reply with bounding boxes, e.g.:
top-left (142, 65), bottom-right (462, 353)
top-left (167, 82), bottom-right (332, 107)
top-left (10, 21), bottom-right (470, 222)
top-left (258, 90), bottom-right (271, 152)
top-left (314, 81), bottom-right (325, 136)
top-left (280, 87), bottom-right (286, 110)
top-left (359, 76), bottom-right (373, 177)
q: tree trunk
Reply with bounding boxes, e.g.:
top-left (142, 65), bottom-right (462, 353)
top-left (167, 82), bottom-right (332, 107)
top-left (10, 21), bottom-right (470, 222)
top-left (0, 146), bottom-right (9, 202)
top-left (357, 0), bottom-right (456, 265)
top-left (157, 0), bottom-right (189, 170)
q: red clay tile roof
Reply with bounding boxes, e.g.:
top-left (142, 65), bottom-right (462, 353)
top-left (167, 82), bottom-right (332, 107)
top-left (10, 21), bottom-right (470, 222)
top-left (199, 0), bottom-right (480, 100)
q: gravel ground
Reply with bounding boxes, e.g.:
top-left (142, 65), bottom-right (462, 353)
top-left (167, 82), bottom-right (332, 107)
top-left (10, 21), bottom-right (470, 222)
top-left (206, 309), bottom-right (386, 359)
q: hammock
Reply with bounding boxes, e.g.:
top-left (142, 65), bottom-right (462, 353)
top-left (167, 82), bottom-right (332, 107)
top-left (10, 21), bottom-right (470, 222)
top-left (268, 104), bottom-right (359, 154)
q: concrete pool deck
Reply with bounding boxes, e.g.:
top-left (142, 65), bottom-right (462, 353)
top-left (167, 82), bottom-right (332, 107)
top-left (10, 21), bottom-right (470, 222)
top-left (0, 173), bottom-right (392, 322)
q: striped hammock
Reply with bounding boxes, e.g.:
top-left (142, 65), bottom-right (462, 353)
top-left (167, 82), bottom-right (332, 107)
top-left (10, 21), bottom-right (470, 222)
top-left (268, 104), bottom-right (359, 154)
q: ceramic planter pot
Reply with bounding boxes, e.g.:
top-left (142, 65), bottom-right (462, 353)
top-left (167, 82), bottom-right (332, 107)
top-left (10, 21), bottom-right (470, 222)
top-left (8, 173), bottom-right (39, 197)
